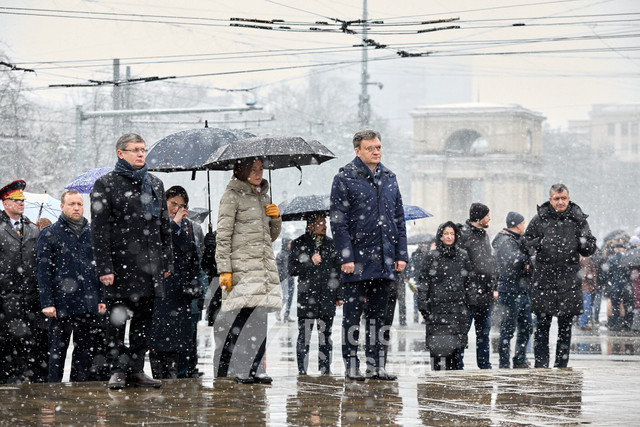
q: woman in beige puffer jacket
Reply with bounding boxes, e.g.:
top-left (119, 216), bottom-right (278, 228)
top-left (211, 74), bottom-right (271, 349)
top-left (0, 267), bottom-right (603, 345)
top-left (213, 158), bottom-right (282, 383)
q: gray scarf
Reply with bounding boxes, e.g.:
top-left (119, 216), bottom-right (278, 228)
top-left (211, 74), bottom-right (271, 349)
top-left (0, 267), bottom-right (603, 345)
top-left (61, 213), bottom-right (87, 237)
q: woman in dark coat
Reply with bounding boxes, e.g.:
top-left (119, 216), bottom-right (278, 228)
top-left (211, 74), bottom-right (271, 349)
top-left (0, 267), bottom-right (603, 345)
top-left (288, 214), bottom-right (342, 375)
top-left (418, 221), bottom-right (473, 370)
top-left (149, 186), bottom-right (200, 379)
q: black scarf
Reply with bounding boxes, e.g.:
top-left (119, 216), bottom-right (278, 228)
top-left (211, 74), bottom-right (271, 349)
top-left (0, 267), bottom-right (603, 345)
top-left (60, 213), bottom-right (87, 237)
top-left (113, 157), bottom-right (161, 219)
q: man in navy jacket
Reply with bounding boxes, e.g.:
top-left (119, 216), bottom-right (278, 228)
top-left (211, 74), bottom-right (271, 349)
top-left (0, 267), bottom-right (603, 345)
top-left (330, 129), bottom-right (408, 381)
top-left (37, 190), bottom-right (106, 382)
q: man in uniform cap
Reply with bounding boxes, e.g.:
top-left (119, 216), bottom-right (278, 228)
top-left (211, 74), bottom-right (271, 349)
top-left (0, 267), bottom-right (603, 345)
top-left (0, 180), bottom-right (49, 383)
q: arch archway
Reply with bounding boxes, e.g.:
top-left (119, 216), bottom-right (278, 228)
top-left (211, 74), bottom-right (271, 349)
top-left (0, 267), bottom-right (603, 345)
top-left (445, 129), bottom-right (488, 155)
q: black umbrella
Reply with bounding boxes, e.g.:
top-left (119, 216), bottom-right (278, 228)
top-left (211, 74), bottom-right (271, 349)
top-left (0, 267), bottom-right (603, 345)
top-left (146, 124), bottom-right (255, 232)
top-left (203, 135), bottom-right (336, 199)
top-left (279, 194), bottom-right (330, 221)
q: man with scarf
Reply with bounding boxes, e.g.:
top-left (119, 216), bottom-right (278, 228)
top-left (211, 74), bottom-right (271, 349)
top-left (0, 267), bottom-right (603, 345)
top-left (91, 133), bottom-right (174, 390)
top-left (38, 190), bottom-right (106, 382)
top-left (288, 214), bottom-right (342, 375)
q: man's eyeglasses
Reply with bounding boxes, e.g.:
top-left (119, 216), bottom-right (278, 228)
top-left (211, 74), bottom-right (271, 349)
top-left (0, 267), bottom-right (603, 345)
top-left (362, 145), bottom-right (382, 152)
top-left (121, 148), bottom-right (148, 154)
top-left (9, 199), bottom-right (25, 204)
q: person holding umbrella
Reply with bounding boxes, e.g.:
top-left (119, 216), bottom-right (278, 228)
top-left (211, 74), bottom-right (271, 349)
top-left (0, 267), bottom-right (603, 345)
top-left (214, 157), bottom-right (282, 384)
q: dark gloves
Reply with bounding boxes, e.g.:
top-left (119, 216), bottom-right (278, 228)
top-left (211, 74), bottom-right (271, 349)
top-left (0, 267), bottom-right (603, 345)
top-left (204, 231), bottom-right (216, 248)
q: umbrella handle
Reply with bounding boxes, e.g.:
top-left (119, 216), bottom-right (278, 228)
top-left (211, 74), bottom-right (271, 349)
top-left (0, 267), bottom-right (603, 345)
top-left (269, 169), bottom-right (272, 202)
top-left (207, 171), bottom-right (213, 233)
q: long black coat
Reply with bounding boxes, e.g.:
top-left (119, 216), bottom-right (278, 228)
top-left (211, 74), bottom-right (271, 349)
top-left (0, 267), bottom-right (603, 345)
top-left (91, 171), bottom-right (173, 300)
top-left (417, 222), bottom-right (474, 357)
top-left (149, 219), bottom-right (200, 352)
top-left (492, 229), bottom-right (531, 294)
top-left (0, 211), bottom-right (44, 329)
top-left (288, 232), bottom-right (342, 319)
top-left (458, 220), bottom-right (496, 308)
top-left (521, 201), bottom-right (596, 316)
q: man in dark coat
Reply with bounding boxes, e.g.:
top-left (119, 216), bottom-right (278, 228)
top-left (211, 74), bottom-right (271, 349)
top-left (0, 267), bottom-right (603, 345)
top-left (330, 129), bottom-right (408, 381)
top-left (521, 183), bottom-right (596, 368)
top-left (37, 190), bottom-right (106, 382)
top-left (492, 211), bottom-right (532, 369)
top-left (276, 238), bottom-right (295, 322)
top-left (91, 133), bottom-right (174, 389)
top-left (0, 180), bottom-right (49, 383)
top-left (458, 202), bottom-right (496, 369)
top-left (288, 214), bottom-right (342, 375)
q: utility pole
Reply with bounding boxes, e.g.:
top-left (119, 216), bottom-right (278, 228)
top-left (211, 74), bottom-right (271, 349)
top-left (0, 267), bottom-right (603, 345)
top-left (358, 0), bottom-right (370, 128)
top-left (112, 59), bottom-right (121, 138)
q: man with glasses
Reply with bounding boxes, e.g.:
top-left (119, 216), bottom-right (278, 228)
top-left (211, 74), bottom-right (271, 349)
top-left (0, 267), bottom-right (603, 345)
top-left (0, 180), bottom-right (49, 383)
top-left (330, 130), bottom-right (408, 381)
top-left (91, 133), bottom-right (174, 389)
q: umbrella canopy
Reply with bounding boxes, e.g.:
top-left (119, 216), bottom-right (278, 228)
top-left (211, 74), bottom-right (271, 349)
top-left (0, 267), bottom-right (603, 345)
top-left (22, 191), bottom-right (61, 222)
top-left (407, 233), bottom-right (434, 245)
top-left (147, 127), bottom-right (255, 172)
top-left (66, 167), bottom-right (113, 193)
top-left (279, 194), bottom-right (330, 221)
top-left (187, 208), bottom-right (212, 224)
top-left (202, 136), bottom-right (335, 170)
top-left (404, 205), bottom-right (433, 221)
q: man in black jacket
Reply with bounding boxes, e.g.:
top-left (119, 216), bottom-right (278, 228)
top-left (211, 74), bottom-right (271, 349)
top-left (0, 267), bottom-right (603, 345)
top-left (458, 202), bottom-right (496, 369)
top-left (91, 133), bottom-right (174, 389)
top-left (492, 211), bottom-right (532, 369)
top-left (288, 214), bottom-right (342, 375)
top-left (38, 190), bottom-right (106, 382)
top-left (521, 184), bottom-right (596, 368)
top-left (0, 180), bottom-right (49, 383)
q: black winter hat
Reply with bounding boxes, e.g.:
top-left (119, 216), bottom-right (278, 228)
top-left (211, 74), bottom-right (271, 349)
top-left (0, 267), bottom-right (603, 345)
top-left (469, 203), bottom-right (490, 222)
top-left (506, 211), bottom-right (525, 228)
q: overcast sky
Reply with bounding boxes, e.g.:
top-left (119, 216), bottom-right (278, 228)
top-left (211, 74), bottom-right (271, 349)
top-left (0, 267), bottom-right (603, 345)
top-left (1, 0), bottom-right (639, 126)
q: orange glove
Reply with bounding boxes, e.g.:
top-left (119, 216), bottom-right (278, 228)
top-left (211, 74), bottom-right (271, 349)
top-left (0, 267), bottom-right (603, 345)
top-left (220, 273), bottom-right (233, 291)
top-left (265, 204), bottom-right (280, 219)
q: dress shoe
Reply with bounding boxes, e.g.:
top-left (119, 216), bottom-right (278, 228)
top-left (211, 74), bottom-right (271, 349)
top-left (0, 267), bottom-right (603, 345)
top-left (128, 372), bottom-right (162, 388)
top-left (108, 372), bottom-right (126, 390)
top-left (513, 361), bottom-right (531, 369)
top-left (365, 368), bottom-right (397, 381)
top-left (253, 373), bottom-right (273, 384)
top-left (345, 369), bottom-right (366, 381)
top-left (298, 370), bottom-right (307, 375)
top-left (234, 376), bottom-right (256, 384)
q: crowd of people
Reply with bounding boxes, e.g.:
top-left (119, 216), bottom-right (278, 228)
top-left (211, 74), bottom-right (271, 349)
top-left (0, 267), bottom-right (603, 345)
top-left (2, 128), bottom-right (640, 388)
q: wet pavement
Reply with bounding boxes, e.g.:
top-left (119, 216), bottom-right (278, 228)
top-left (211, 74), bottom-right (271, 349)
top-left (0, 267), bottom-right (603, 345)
top-left (2, 316), bottom-right (640, 426)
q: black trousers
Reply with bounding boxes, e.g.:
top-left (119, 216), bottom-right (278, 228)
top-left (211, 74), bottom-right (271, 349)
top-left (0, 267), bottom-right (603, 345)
top-left (48, 313), bottom-right (103, 382)
top-left (106, 297), bottom-right (154, 375)
top-left (297, 317), bottom-right (334, 374)
top-left (534, 313), bottom-right (573, 368)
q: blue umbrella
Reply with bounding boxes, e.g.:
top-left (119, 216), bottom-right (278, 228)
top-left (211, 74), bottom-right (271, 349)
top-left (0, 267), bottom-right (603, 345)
top-left (404, 205), bottom-right (432, 221)
top-left (66, 167), bottom-right (113, 193)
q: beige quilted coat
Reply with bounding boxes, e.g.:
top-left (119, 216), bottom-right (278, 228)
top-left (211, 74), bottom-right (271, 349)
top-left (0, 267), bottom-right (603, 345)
top-left (215, 177), bottom-right (282, 312)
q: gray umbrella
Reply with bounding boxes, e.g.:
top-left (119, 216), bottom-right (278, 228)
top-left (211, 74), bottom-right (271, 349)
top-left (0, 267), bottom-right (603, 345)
top-left (203, 135), bottom-right (335, 199)
top-left (279, 194), bottom-right (330, 221)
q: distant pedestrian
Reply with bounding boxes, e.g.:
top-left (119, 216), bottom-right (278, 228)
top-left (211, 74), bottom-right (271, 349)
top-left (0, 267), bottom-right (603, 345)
top-left (418, 222), bottom-right (473, 370)
top-left (492, 211), bottom-right (532, 369)
top-left (521, 183), bottom-right (596, 368)
top-left (91, 133), bottom-right (174, 390)
top-left (458, 202), bottom-right (496, 369)
top-left (288, 214), bottom-right (342, 375)
top-left (0, 180), bottom-right (49, 383)
top-left (214, 158), bottom-right (282, 384)
top-left (330, 129), bottom-right (408, 381)
top-left (276, 238), bottom-right (295, 322)
top-left (578, 256), bottom-right (598, 330)
top-left (37, 190), bottom-right (106, 382)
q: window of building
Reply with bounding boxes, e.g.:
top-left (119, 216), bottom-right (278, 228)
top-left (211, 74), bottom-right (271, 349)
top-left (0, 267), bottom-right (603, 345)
top-left (608, 123), bottom-right (615, 136)
top-left (632, 123), bottom-right (638, 136)
top-left (632, 144), bottom-right (639, 154)
top-left (621, 123), bottom-right (628, 136)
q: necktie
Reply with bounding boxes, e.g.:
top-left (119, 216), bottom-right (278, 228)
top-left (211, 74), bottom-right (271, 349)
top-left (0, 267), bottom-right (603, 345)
top-left (14, 220), bottom-right (21, 236)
